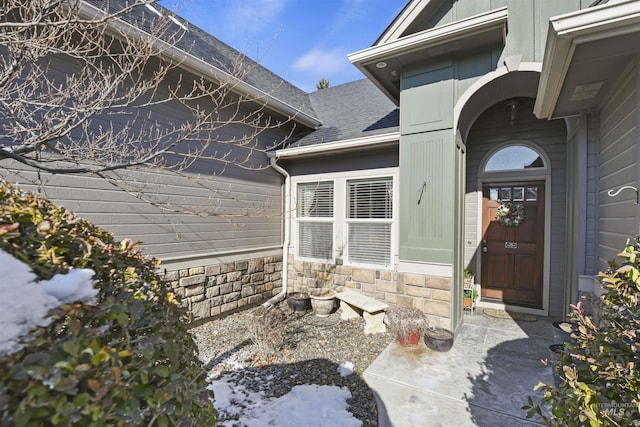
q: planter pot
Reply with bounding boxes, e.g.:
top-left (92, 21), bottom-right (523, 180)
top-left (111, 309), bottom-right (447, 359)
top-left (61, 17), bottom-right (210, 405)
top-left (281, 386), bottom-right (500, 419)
top-left (552, 321), bottom-right (577, 344)
top-left (549, 344), bottom-right (566, 388)
top-left (424, 327), bottom-right (454, 352)
top-left (398, 330), bottom-right (422, 346)
top-left (309, 289), bottom-right (336, 317)
top-left (287, 292), bottom-right (311, 312)
top-left (463, 296), bottom-right (473, 309)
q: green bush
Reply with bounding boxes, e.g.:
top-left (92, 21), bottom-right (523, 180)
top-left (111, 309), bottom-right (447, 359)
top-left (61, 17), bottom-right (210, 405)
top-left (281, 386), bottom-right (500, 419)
top-left (524, 239), bottom-right (640, 426)
top-left (0, 181), bottom-right (216, 426)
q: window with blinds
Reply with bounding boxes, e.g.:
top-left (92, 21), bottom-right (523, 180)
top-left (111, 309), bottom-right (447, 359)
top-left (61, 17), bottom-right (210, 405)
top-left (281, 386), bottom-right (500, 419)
top-left (346, 178), bottom-right (393, 266)
top-left (297, 181), bottom-right (334, 260)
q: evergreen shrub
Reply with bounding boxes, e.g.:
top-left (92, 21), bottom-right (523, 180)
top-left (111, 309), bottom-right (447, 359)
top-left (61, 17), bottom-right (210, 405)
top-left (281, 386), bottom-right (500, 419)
top-left (0, 181), bottom-right (216, 426)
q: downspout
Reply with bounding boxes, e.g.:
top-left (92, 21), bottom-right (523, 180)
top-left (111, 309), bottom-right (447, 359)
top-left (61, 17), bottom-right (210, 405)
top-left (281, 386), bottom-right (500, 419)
top-left (262, 154), bottom-right (290, 308)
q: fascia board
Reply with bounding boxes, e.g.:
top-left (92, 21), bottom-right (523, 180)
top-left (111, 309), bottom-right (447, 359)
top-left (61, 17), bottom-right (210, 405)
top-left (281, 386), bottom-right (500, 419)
top-left (348, 7), bottom-right (508, 66)
top-left (77, 2), bottom-right (322, 129)
top-left (355, 66), bottom-right (401, 105)
top-left (271, 132), bottom-right (400, 159)
top-left (534, 0), bottom-right (640, 119)
top-left (376, 0), bottom-right (431, 45)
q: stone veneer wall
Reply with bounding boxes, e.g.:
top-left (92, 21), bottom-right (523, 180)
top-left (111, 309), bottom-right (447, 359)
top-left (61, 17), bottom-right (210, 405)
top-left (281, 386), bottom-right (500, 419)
top-left (287, 256), bottom-right (453, 328)
top-left (164, 255), bottom-right (283, 321)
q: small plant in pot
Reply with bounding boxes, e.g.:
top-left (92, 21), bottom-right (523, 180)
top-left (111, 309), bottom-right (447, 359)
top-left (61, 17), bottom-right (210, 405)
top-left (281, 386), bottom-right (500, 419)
top-left (386, 306), bottom-right (428, 346)
top-left (463, 268), bottom-right (477, 309)
top-left (463, 288), bottom-right (479, 309)
top-left (463, 268), bottom-right (474, 286)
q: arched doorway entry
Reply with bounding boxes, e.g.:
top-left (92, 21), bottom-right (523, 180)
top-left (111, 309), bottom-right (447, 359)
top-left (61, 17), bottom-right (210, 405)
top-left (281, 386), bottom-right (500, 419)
top-left (480, 143), bottom-right (549, 309)
top-left (462, 96), bottom-right (566, 316)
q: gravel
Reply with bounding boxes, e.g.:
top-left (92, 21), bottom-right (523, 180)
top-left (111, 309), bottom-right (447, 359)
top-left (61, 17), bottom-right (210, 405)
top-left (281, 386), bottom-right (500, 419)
top-left (190, 301), bottom-right (393, 426)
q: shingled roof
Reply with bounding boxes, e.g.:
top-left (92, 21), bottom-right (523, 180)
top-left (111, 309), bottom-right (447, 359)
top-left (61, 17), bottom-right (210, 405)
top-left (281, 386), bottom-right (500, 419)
top-left (85, 1), bottom-right (398, 148)
top-left (287, 79), bottom-right (399, 148)
top-left (86, 0), bottom-right (317, 122)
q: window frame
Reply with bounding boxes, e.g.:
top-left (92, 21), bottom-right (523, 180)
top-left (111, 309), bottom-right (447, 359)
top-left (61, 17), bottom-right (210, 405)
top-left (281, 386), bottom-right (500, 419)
top-left (292, 168), bottom-right (398, 269)
top-left (345, 177), bottom-right (394, 268)
top-left (295, 180), bottom-right (335, 263)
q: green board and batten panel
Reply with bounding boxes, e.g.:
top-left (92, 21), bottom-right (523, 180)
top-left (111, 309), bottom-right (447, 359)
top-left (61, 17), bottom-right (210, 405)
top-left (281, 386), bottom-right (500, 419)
top-left (399, 62), bottom-right (455, 263)
top-left (400, 130), bottom-right (456, 263)
top-left (401, 61), bottom-right (454, 135)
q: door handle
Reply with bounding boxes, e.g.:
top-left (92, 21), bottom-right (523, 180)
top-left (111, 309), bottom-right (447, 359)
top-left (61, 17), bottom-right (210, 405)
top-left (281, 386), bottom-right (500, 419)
top-left (482, 246), bottom-right (488, 253)
top-left (482, 240), bottom-right (487, 253)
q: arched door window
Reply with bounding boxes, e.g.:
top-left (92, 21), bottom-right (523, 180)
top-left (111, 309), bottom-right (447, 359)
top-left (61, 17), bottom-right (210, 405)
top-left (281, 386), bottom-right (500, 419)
top-left (484, 145), bottom-right (546, 173)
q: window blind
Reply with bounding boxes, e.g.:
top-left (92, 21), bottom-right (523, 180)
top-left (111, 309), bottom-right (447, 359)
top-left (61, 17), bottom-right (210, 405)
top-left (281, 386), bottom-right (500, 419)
top-left (296, 181), bottom-right (334, 260)
top-left (347, 177), bottom-right (393, 266)
top-left (348, 223), bottom-right (391, 266)
top-left (348, 179), bottom-right (392, 219)
top-left (298, 222), bottom-right (333, 260)
top-left (297, 181), bottom-right (333, 218)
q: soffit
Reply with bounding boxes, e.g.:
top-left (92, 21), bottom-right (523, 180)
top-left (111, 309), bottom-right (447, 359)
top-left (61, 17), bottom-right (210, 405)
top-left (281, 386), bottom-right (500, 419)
top-left (534, 0), bottom-right (640, 119)
top-left (349, 7), bottom-right (508, 105)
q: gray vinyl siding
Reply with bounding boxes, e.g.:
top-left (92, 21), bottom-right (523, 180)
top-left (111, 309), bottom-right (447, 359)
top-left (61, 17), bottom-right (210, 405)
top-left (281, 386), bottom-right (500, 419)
top-left (597, 60), bottom-right (639, 270)
top-left (2, 161), bottom-right (284, 261)
top-left (0, 52), bottom-right (290, 263)
top-left (464, 97), bottom-right (567, 316)
top-left (280, 146), bottom-right (399, 176)
top-left (585, 113), bottom-right (600, 275)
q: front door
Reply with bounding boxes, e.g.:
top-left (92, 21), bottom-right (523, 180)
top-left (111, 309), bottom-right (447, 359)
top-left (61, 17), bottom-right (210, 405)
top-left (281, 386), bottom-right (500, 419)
top-left (481, 182), bottom-right (545, 308)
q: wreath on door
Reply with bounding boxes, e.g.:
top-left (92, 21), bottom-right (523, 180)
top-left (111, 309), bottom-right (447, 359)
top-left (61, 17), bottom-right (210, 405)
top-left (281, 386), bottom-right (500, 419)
top-left (497, 201), bottom-right (526, 227)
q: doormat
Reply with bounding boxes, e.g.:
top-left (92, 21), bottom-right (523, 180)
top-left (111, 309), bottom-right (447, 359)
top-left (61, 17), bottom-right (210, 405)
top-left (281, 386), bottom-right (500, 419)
top-left (483, 308), bottom-right (538, 322)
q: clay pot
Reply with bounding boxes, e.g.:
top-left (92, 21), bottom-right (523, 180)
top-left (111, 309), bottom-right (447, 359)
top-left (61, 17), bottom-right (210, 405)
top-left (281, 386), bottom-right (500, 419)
top-left (424, 327), bottom-right (454, 352)
top-left (398, 330), bottom-right (422, 346)
top-left (463, 296), bottom-right (473, 309)
top-left (287, 292), bottom-right (311, 312)
top-left (309, 289), bottom-right (336, 317)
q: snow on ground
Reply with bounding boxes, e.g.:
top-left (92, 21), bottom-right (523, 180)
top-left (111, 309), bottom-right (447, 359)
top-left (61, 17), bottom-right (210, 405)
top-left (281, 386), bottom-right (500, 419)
top-left (209, 375), bottom-right (362, 427)
top-left (338, 361), bottom-right (355, 377)
top-left (0, 249), bottom-right (96, 355)
top-left (208, 355), bottom-right (362, 427)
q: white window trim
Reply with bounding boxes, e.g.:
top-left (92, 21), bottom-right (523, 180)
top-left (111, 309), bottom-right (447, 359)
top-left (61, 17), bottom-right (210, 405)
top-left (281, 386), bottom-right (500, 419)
top-left (291, 168), bottom-right (399, 269)
top-left (295, 180), bottom-right (336, 263)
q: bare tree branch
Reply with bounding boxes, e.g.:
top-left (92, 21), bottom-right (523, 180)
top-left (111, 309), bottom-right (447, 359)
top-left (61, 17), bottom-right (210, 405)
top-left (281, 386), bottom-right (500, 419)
top-left (0, 0), bottom-right (297, 215)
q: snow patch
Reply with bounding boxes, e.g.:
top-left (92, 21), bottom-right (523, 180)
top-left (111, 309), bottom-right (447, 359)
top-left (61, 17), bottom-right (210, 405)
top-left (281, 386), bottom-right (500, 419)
top-left (0, 249), bottom-right (96, 355)
top-left (209, 374), bottom-right (361, 427)
top-left (338, 361), bottom-right (355, 377)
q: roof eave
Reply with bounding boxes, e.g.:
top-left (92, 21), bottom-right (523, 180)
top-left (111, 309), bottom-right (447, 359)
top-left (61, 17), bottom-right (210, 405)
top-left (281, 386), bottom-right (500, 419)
top-left (271, 132), bottom-right (400, 160)
top-left (534, 0), bottom-right (640, 120)
top-left (77, 1), bottom-right (322, 129)
top-left (348, 7), bottom-right (508, 104)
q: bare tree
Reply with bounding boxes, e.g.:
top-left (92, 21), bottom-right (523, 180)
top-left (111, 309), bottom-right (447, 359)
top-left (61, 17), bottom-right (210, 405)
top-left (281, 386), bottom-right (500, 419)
top-left (0, 0), bottom-right (296, 216)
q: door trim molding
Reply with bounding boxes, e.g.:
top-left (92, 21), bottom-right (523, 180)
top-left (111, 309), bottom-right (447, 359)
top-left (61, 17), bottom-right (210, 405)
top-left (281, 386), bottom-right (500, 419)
top-left (476, 142), bottom-right (552, 316)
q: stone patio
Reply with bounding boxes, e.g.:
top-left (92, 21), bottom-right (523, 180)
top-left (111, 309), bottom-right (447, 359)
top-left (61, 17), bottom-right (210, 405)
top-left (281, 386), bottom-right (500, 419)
top-left (364, 310), bottom-right (558, 426)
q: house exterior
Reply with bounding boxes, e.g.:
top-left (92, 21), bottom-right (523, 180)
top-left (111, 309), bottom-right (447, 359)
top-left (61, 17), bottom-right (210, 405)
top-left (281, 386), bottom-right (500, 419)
top-left (275, 0), bottom-right (640, 332)
top-left (2, 0), bottom-right (639, 330)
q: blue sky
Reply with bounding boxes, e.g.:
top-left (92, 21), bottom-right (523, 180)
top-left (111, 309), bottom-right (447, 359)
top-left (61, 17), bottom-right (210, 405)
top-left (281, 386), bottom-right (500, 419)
top-left (159, 0), bottom-right (407, 92)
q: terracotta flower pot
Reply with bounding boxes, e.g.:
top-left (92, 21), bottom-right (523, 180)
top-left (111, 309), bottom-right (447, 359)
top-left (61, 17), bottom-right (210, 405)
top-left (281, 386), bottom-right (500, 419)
top-left (463, 296), bottom-right (473, 308)
top-left (398, 330), bottom-right (422, 346)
